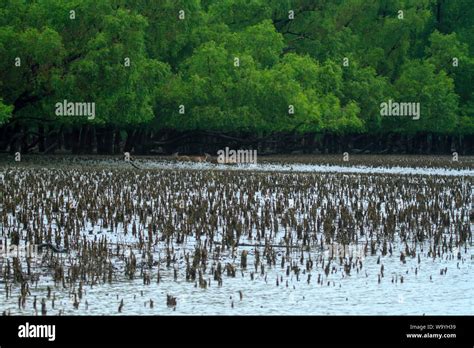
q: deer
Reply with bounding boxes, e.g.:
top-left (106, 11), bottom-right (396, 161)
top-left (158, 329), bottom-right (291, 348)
top-left (172, 152), bottom-right (212, 163)
top-left (172, 152), bottom-right (190, 161)
top-left (191, 153), bottom-right (212, 162)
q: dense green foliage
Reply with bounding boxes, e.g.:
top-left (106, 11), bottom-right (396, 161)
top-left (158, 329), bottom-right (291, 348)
top-left (0, 0), bottom-right (472, 137)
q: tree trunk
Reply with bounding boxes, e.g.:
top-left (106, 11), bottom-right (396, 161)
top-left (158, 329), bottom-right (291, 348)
top-left (38, 125), bottom-right (45, 152)
top-left (114, 128), bottom-right (121, 154)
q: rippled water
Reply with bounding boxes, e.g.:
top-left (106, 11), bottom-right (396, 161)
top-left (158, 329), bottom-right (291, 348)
top-left (0, 161), bottom-right (472, 315)
top-left (144, 162), bottom-right (474, 177)
top-left (1, 239), bottom-right (472, 315)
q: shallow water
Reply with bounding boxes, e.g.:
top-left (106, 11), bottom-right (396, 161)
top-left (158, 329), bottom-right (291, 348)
top-left (0, 160), bottom-right (472, 315)
top-left (1, 239), bottom-right (472, 315)
top-left (143, 161), bottom-right (474, 177)
top-left (16, 157), bottom-right (473, 176)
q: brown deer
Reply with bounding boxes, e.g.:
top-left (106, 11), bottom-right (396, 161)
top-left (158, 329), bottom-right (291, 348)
top-left (190, 153), bottom-right (212, 162)
top-left (172, 152), bottom-right (211, 163)
top-left (172, 152), bottom-right (190, 161)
